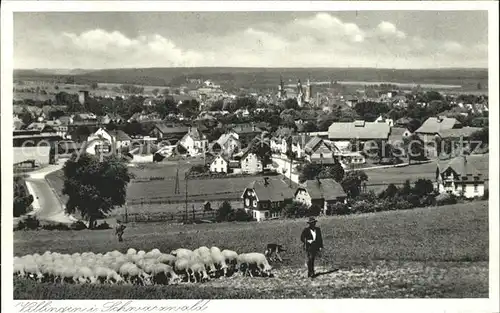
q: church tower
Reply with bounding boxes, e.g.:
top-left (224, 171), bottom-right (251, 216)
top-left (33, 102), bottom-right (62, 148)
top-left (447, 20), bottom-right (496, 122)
top-left (278, 76), bottom-right (286, 100)
top-left (305, 78), bottom-right (312, 103)
top-left (297, 79), bottom-right (304, 107)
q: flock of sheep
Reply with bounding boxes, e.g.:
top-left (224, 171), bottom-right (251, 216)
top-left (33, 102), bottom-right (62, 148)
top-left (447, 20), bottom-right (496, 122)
top-left (14, 246), bottom-right (273, 285)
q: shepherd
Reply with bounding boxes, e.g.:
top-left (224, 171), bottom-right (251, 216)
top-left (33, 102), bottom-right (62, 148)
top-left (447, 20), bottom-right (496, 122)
top-left (300, 217), bottom-right (323, 278)
top-left (115, 220), bottom-right (126, 242)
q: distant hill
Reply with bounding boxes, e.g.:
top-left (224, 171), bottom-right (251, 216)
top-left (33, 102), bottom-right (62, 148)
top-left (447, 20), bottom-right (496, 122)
top-left (13, 67), bottom-right (488, 91)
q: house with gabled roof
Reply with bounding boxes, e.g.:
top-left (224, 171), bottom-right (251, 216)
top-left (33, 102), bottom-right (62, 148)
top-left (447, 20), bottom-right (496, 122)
top-left (235, 148), bottom-right (263, 174)
top-left (149, 123), bottom-right (189, 143)
top-left (212, 131), bottom-right (240, 157)
top-left (295, 178), bottom-right (347, 213)
top-left (328, 120), bottom-right (391, 142)
top-left (241, 177), bottom-right (295, 221)
top-left (209, 154), bottom-right (230, 173)
top-left (304, 137), bottom-right (340, 163)
top-left (178, 127), bottom-right (208, 156)
top-left (436, 155), bottom-right (485, 198)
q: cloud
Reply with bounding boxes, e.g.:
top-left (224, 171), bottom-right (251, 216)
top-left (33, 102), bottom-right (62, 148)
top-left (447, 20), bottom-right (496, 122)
top-left (60, 29), bottom-right (204, 67)
top-left (376, 21), bottom-right (406, 39)
top-left (15, 13), bottom-right (487, 69)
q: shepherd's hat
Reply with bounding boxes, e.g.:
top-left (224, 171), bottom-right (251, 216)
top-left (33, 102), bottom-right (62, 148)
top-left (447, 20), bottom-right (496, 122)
top-left (307, 217), bottom-right (317, 224)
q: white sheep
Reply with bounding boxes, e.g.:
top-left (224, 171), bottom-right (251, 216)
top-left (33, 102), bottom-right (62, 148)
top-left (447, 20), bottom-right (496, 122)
top-left (76, 266), bottom-right (95, 284)
top-left (174, 258), bottom-right (191, 282)
top-left (171, 248), bottom-right (193, 259)
top-left (188, 256), bottom-right (210, 283)
top-left (237, 253), bottom-right (272, 277)
top-left (151, 263), bottom-right (180, 285)
top-left (210, 250), bottom-right (229, 277)
top-left (157, 254), bottom-right (176, 267)
top-left (222, 250), bottom-right (239, 267)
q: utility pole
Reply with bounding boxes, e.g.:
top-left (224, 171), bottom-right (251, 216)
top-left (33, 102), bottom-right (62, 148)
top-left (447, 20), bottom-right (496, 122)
top-left (185, 172), bottom-right (189, 222)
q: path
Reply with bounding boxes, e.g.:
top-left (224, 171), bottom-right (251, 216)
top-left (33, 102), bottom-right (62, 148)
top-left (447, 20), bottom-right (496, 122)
top-left (24, 161), bottom-right (76, 224)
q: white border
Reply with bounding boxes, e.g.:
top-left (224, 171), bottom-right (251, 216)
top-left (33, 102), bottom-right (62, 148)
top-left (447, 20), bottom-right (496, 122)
top-left (1, 2), bottom-right (499, 313)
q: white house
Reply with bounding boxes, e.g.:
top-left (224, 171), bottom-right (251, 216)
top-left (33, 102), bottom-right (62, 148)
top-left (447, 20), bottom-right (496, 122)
top-left (214, 131), bottom-right (240, 157)
top-left (178, 127), bottom-right (208, 156)
top-left (295, 179), bottom-right (347, 213)
top-left (86, 128), bottom-right (131, 155)
top-left (210, 155), bottom-right (229, 173)
top-left (436, 156), bottom-right (485, 198)
top-left (239, 150), bottom-right (263, 174)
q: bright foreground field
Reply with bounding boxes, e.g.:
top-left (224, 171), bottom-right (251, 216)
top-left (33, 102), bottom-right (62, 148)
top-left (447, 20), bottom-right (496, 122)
top-left (14, 201), bottom-right (489, 299)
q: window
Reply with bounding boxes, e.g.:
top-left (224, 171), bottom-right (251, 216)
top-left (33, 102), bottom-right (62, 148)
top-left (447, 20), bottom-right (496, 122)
top-left (265, 212), bottom-right (269, 218)
top-left (474, 184), bottom-right (478, 192)
top-left (245, 199), bottom-right (250, 206)
top-left (252, 200), bottom-right (257, 207)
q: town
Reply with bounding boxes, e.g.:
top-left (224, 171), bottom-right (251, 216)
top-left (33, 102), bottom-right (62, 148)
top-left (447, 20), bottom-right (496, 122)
top-left (13, 72), bottom-right (489, 225)
top-left (9, 8), bottom-right (494, 301)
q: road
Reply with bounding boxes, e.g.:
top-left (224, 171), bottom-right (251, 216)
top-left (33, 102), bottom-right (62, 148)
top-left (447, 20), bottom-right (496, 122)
top-left (24, 162), bottom-right (76, 224)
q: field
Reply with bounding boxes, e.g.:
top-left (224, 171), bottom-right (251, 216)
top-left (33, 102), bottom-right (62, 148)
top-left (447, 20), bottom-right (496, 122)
top-left (45, 154), bottom-right (489, 215)
top-left (46, 160), bottom-right (284, 214)
top-left (13, 201), bottom-right (488, 298)
top-left (14, 67), bottom-right (488, 92)
top-left (363, 154), bottom-right (489, 193)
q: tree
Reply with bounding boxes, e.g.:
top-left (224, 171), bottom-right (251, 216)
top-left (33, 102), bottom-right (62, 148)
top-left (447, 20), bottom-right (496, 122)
top-left (470, 127), bottom-right (488, 145)
top-left (341, 170), bottom-right (368, 198)
top-left (90, 82), bottom-right (99, 90)
top-left (354, 101), bottom-right (390, 120)
top-left (283, 98), bottom-right (299, 110)
top-left (178, 99), bottom-right (200, 118)
top-left (209, 100), bottom-right (224, 111)
top-left (250, 134), bottom-right (272, 168)
top-left (13, 177), bottom-right (34, 217)
top-left (302, 121), bottom-right (318, 132)
top-left (156, 96), bottom-right (178, 117)
top-left (379, 183), bottom-right (399, 199)
top-left (298, 163), bottom-right (322, 183)
top-left (72, 125), bottom-right (91, 142)
top-left (284, 201), bottom-right (309, 218)
top-left (412, 179), bottom-right (435, 197)
top-left (20, 111), bottom-right (34, 126)
top-left (320, 162), bottom-right (345, 183)
top-left (62, 154), bottom-right (132, 229)
top-left (217, 201), bottom-right (233, 222)
top-left (152, 88), bottom-right (160, 96)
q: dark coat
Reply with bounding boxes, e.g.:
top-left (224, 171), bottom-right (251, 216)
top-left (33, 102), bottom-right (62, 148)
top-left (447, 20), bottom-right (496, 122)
top-left (300, 226), bottom-right (323, 252)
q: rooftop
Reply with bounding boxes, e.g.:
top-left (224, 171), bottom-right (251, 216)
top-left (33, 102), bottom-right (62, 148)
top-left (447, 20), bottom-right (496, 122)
top-left (298, 178), bottom-right (347, 201)
top-left (244, 177), bottom-right (296, 202)
top-left (328, 121), bottom-right (391, 140)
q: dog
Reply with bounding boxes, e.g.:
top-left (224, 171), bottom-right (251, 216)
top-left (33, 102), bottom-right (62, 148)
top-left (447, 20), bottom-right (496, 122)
top-left (264, 243), bottom-right (286, 262)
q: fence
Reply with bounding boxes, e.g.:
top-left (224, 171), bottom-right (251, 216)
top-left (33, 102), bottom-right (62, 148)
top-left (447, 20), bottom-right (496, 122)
top-left (127, 193), bottom-right (241, 205)
top-left (122, 210), bottom-right (217, 223)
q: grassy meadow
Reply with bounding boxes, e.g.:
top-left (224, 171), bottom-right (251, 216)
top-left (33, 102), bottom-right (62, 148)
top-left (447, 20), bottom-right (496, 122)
top-left (13, 201), bottom-right (489, 298)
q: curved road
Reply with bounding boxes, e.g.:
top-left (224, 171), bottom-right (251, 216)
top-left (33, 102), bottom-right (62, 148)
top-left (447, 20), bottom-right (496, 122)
top-left (24, 163), bottom-right (76, 224)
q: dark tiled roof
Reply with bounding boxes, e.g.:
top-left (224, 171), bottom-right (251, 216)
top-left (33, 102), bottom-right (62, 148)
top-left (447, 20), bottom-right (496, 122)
top-left (109, 130), bottom-right (132, 141)
top-left (154, 123), bottom-right (189, 134)
top-left (438, 156), bottom-right (482, 178)
top-left (298, 179), bottom-right (347, 201)
top-left (245, 177), bottom-right (295, 202)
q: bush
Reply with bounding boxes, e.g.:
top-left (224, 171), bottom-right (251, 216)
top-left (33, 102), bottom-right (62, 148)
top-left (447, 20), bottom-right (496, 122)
top-left (70, 221), bottom-right (88, 230)
top-left (326, 202), bottom-right (351, 215)
top-left (435, 193), bottom-right (458, 206)
top-left (391, 198), bottom-right (413, 211)
top-left (419, 195), bottom-right (436, 207)
top-left (351, 200), bottom-right (374, 214)
top-left (234, 209), bottom-right (254, 222)
top-left (355, 191), bottom-right (378, 204)
top-left (308, 204), bottom-right (322, 217)
top-left (41, 222), bottom-right (70, 231)
top-left (16, 215), bottom-right (40, 231)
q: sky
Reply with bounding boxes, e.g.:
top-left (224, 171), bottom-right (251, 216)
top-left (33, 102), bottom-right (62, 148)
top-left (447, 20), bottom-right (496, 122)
top-left (13, 11), bottom-right (488, 69)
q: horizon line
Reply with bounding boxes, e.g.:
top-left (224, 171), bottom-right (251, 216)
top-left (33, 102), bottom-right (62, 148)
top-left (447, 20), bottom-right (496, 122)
top-left (14, 66), bottom-right (489, 71)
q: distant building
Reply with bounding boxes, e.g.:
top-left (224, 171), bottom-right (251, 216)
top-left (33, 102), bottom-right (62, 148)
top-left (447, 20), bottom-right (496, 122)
top-left (178, 127), bottom-right (208, 156)
top-left (241, 177), bottom-right (295, 221)
top-left (78, 90), bottom-right (89, 106)
top-left (294, 178), bottom-right (347, 213)
top-left (149, 123), bottom-right (189, 143)
top-left (209, 154), bottom-right (229, 173)
top-left (328, 120), bottom-right (391, 142)
top-left (436, 156), bottom-right (485, 198)
top-left (237, 149), bottom-right (263, 174)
